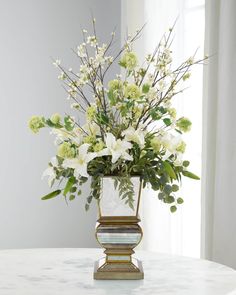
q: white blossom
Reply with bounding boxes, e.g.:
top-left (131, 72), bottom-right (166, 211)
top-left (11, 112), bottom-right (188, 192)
top-left (122, 127), bottom-right (145, 148)
top-left (53, 59), bottom-right (61, 67)
top-left (63, 144), bottom-right (96, 177)
top-left (98, 133), bottom-right (133, 163)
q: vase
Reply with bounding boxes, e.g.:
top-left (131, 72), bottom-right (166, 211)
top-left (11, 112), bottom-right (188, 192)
top-left (93, 176), bottom-right (144, 280)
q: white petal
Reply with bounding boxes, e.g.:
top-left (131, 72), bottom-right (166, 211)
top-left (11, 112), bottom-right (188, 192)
top-left (122, 152), bottom-right (133, 162)
top-left (85, 152), bottom-right (97, 162)
top-left (97, 148), bottom-right (110, 157)
top-left (63, 158), bottom-right (79, 169)
top-left (78, 143), bottom-right (90, 156)
top-left (111, 151), bottom-right (121, 163)
top-left (105, 133), bottom-right (116, 148)
top-left (75, 163), bottom-right (89, 177)
top-left (121, 140), bottom-right (132, 150)
top-left (42, 167), bottom-right (54, 179)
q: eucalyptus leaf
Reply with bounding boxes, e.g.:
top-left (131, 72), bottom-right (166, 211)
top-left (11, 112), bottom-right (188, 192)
top-left (170, 205), bottom-right (177, 213)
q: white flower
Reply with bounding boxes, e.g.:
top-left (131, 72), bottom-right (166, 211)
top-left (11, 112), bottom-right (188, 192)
top-left (63, 144), bottom-right (96, 177)
top-left (77, 43), bottom-right (87, 58)
top-left (87, 35), bottom-right (97, 47)
top-left (146, 87), bottom-right (157, 101)
top-left (53, 59), bottom-right (61, 67)
top-left (160, 133), bottom-right (184, 160)
top-left (95, 80), bottom-right (103, 91)
top-left (42, 157), bottom-right (58, 187)
top-left (157, 80), bottom-right (167, 92)
top-left (122, 127), bottom-right (145, 148)
top-left (99, 133), bottom-right (133, 163)
top-left (58, 72), bottom-right (66, 80)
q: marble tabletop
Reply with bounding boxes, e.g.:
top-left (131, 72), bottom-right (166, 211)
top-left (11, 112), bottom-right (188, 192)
top-left (0, 248), bottom-right (236, 295)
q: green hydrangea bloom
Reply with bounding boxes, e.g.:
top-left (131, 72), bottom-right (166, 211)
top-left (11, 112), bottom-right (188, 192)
top-left (86, 105), bottom-right (97, 121)
top-left (167, 108), bottom-right (177, 119)
top-left (176, 141), bottom-right (186, 153)
top-left (120, 51), bottom-right (138, 70)
top-left (176, 117), bottom-right (192, 132)
top-left (57, 142), bottom-right (75, 158)
top-left (108, 79), bottom-right (123, 91)
top-left (124, 84), bottom-right (141, 100)
top-left (93, 140), bottom-right (104, 152)
top-left (50, 113), bottom-right (61, 124)
top-left (28, 116), bottom-right (45, 133)
top-left (83, 135), bottom-right (96, 144)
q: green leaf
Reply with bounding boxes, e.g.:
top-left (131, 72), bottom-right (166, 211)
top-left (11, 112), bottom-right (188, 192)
top-left (87, 195), bottom-right (92, 204)
top-left (158, 192), bottom-right (165, 200)
top-left (64, 116), bottom-right (74, 131)
top-left (172, 184), bottom-right (179, 192)
top-left (165, 196), bottom-right (175, 203)
top-left (183, 160), bottom-right (190, 167)
top-left (63, 176), bottom-right (76, 196)
top-left (163, 161), bottom-right (177, 179)
top-left (45, 119), bottom-right (55, 127)
top-left (41, 189), bottom-right (61, 200)
top-left (69, 194), bottom-right (75, 201)
top-left (150, 109), bottom-right (162, 120)
top-left (97, 113), bottom-right (109, 125)
top-left (45, 119), bottom-right (63, 129)
top-left (175, 128), bottom-right (182, 134)
top-left (70, 186), bottom-right (77, 193)
top-left (77, 190), bottom-right (82, 196)
top-left (108, 90), bottom-right (116, 106)
top-left (177, 197), bottom-right (184, 204)
top-left (170, 205), bottom-right (177, 213)
top-left (182, 171), bottom-right (200, 180)
top-left (158, 107), bottom-right (167, 114)
top-left (164, 184), bottom-right (172, 195)
top-left (118, 60), bottom-right (126, 68)
top-left (163, 118), bottom-right (172, 126)
top-left (142, 84), bottom-right (150, 93)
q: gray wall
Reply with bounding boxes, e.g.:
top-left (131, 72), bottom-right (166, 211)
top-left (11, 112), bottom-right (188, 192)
top-left (0, 0), bottom-right (121, 248)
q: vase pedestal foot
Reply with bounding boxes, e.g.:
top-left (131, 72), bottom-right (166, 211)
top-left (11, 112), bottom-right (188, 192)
top-left (93, 257), bottom-right (144, 280)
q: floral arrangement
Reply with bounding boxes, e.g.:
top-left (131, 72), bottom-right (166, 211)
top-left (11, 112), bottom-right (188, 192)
top-left (29, 20), bottom-right (207, 212)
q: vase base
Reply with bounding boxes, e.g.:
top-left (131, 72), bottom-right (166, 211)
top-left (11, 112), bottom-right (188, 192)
top-left (93, 258), bottom-right (144, 280)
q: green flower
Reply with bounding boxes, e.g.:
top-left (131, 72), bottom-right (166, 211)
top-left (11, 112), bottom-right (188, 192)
top-left (93, 140), bottom-right (104, 152)
top-left (108, 79), bottom-right (123, 91)
top-left (150, 137), bottom-right (161, 152)
top-left (176, 117), bottom-right (192, 132)
top-left (119, 51), bottom-right (138, 70)
top-left (83, 135), bottom-right (96, 144)
top-left (176, 141), bottom-right (186, 153)
top-left (28, 116), bottom-right (45, 133)
top-left (57, 142), bottom-right (75, 159)
top-left (108, 79), bottom-right (123, 105)
top-left (124, 84), bottom-right (141, 100)
top-left (167, 108), bottom-right (177, 119)
top-left (86, 105), bottom-right (97, 121)
top-left (50, 113), bottom-right (61, 124)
